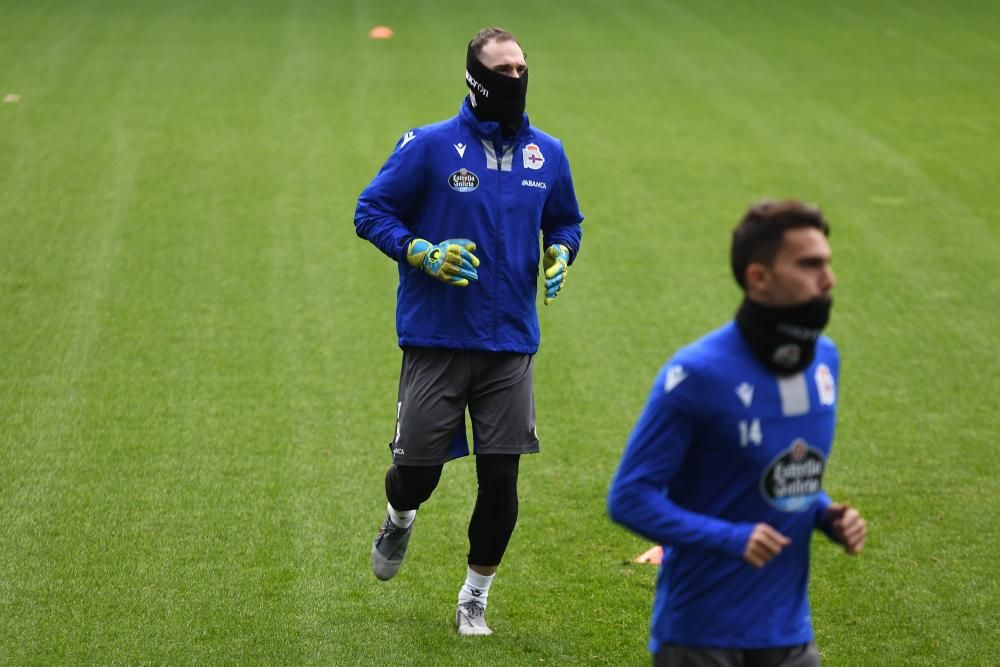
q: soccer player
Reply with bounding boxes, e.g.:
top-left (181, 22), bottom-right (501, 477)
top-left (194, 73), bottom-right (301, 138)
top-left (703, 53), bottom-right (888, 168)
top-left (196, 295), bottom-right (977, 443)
top-left (354, 27), bottom-right (584, 636)
top-left (608, 200), bottom-right (866, 666)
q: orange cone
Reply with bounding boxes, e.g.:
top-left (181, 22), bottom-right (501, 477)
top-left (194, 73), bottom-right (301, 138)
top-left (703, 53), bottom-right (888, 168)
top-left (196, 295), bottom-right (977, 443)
top-left (369, 25), bottom-right (394, 39)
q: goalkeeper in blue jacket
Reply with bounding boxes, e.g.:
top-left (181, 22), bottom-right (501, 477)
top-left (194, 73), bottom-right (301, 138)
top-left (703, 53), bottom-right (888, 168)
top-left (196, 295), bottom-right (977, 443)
top-left (609, 200), bottom-right (866, 666)
top-left (353, 26), bottom-right (583, 636)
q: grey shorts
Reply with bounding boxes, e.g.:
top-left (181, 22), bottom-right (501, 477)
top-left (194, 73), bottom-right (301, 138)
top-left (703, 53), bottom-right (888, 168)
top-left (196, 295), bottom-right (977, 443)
top-left (654, 641), bottom-right (820, 667)
top-left (389, 347), bottom-right (540, 466)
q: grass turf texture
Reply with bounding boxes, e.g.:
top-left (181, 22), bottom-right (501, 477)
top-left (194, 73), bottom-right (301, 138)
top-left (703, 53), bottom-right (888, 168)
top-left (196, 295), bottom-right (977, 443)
top-left (1, 0), bottom-right (998, 664)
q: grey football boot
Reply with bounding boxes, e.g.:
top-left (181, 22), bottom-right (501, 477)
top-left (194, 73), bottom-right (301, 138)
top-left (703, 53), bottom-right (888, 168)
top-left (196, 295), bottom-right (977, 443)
top-left (456, 599), bottom-right (492, 636)
top-left (371, 514), bottom-right (413, 581)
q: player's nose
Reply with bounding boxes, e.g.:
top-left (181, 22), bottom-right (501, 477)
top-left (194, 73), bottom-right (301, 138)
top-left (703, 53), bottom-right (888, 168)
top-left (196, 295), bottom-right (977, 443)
top-left (821, 266), bottom-right (836, 293)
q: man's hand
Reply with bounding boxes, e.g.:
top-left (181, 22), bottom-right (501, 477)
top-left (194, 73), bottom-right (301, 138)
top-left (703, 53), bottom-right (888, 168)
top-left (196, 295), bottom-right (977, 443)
top-left (826, 503), bottom-right (867, 555)
top-left (542, 244), bottom-right (569, 305)
top-left (407, 238), bottom-right (480, 287)
top-left (743, 523), bottom-right (791, 568)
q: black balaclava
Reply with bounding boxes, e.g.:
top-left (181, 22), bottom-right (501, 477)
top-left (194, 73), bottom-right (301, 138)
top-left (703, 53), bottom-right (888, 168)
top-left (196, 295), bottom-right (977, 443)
top-left (735, 297), bottom-right (832, 375)
top-left (465, 42), bottom-right (528, 135)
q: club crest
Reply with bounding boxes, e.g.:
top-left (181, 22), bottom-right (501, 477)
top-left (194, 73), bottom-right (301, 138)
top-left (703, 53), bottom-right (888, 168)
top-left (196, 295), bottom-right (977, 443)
top-left (522, 143), bottom-right (545, 170)
top-left (815, 363), bottom-right (836, 406)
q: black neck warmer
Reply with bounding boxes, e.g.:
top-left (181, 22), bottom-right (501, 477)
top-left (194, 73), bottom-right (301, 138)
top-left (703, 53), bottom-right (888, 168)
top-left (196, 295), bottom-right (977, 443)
top-left (465, 43), bottom-right (528, 135)
top-left (735, 297), bottom-right (832, 375)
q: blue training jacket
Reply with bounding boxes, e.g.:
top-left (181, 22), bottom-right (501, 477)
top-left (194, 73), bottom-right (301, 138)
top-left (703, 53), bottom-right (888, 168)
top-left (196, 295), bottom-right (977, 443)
top-left (354, 99), bottom-right (584, 354)
top-left (608, 323), bottom-right (842, 652)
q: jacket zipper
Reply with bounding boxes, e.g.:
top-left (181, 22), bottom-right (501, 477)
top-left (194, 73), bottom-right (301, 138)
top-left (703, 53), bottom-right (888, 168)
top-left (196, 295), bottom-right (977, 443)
top-left (493, 137), bottom-right (505, 347)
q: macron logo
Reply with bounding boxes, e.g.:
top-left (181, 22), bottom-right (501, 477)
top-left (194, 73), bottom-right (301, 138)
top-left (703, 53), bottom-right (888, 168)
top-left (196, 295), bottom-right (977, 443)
top-left (465, 71), bottom-right (489, 98)
top-left (399, 131), bottom-right (416, 148)
top-left (665, 365), bottom-right (687, 392)
top-left (736, 382), bottom-right (754, 408)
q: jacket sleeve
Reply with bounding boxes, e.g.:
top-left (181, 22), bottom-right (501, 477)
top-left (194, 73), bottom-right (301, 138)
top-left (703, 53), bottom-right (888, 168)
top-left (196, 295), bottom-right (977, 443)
top-left (812, 491), bottom-right (839, 542)
top-left (813, 340), bottom-right (839, 541)
top-left (354, 131), bottom-right (424, 262)
top-left (540, 143), bottom-right (584, 263)
top-left (607, 364), bottom-right (753, 559)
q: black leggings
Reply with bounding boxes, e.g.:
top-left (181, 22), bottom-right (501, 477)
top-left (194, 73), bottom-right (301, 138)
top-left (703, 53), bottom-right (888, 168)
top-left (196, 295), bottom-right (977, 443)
top-left (384, 454), bottom-right (520, 567)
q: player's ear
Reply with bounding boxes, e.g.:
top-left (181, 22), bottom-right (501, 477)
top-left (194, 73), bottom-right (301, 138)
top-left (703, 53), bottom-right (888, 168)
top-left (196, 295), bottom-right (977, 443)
top-left (745, 262), bottom-right (770, 294)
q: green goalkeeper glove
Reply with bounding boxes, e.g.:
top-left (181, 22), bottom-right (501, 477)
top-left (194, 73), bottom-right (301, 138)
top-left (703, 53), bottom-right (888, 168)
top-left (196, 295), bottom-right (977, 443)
top-left (406, 238), bottom-right (480, 287)
top-left (542, 244), bottom-right (570, 305)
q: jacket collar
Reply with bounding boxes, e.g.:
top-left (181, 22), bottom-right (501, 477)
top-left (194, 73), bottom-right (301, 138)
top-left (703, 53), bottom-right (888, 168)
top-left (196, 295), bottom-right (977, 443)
top-left (458, 97), bottom-right (531, 143)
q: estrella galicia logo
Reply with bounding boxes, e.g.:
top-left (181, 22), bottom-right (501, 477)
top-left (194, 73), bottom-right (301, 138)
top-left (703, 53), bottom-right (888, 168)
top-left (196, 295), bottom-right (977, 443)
top-left (760, 438), bottom-right (825, 512)
top-left (448, 168), bottom-right (479, 192)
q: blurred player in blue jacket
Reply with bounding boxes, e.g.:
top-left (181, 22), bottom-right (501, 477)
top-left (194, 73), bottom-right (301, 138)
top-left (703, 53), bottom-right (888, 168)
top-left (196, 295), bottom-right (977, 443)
top-left (355, 27), bottom-right (583, 636)
top-left (608, 200), bottom-right (866, 666)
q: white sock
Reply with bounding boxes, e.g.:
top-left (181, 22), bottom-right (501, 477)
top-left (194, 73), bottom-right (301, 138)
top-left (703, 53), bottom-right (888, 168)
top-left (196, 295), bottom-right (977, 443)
top-left (458, 566), bottom-right (495, 606)
top-left (387, 502), bottom-right (415, 529)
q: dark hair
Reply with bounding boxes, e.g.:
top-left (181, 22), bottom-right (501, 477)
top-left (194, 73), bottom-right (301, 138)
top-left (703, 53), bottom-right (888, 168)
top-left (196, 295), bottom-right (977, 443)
top-left (470, 27), bottom-right (520, 56)
top-left (731, 199), bottom-right (830, 289)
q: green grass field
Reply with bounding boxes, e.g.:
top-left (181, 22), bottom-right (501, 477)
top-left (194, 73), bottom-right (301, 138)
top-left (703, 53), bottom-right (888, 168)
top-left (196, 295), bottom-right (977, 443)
top-left (2, 1), bottom-right (998, 664)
